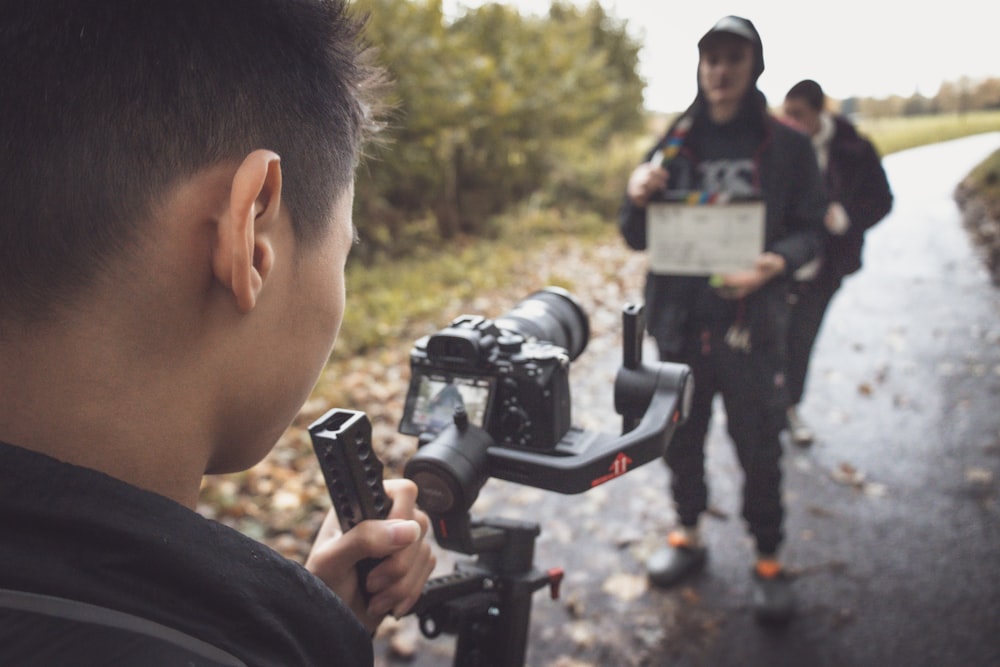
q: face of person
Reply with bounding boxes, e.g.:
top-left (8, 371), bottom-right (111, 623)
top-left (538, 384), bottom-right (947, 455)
top-left (207, 184), bottom-right (356, 474)
top-left (783, 96), bottom-right (822, 136)
top-left (698, 36), bottom-right (755, 115)
top-left (282, 186), bottom-right (355, 404)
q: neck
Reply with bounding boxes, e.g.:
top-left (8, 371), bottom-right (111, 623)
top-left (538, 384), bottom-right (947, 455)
top-left (0, 319), bottom-right (210, 509)
top-left (708, 101), bottom-right (740, 124)
top-left (814, 111), bottom-right (835, 141)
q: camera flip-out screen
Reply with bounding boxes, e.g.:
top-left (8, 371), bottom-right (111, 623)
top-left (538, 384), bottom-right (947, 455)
top-left (400, 372), bottom-right (495, 437)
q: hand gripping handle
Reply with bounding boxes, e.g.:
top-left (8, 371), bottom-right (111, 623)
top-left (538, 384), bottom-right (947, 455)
top-left (309, 409), bottom-right (393, 599)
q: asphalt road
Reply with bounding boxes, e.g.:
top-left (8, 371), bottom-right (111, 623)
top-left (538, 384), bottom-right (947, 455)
top-left (375, 133), bottom-right (1000, 667)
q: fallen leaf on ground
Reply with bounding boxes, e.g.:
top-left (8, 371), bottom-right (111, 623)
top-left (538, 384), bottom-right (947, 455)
top-left (863, 482), bottom-right (888, 498)
top-left (680, 587), bottom-right (701, 605)
top-left (966, 467), bottom-right (994, 485)
top-left (601, 572), bottom-right (647, 602)
top-left (831, 462), bottom-right (865, 487)
top-left (565, 620), bottom-right (597, 648)
top-left (553, 657), bottom-right (597, 667)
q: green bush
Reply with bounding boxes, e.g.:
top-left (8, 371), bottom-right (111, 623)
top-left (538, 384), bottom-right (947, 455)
top-left (966, 148), bottom-right (1000, 199)
top-left (349, 0), bottom-right (645, 258)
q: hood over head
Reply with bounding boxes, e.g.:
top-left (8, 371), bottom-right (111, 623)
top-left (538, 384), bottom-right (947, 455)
top-left (698, 15), bottom-right (765, 83)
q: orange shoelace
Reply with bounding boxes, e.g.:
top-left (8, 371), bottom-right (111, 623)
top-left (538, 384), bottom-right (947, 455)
top-left (755, 558), bottom-right (784, 579)
top-left (667, 530), bottom-right (692, 548)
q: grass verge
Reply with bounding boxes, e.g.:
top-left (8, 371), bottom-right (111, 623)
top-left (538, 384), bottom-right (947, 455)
top-left (859, 110), bottom-right (1000, 156)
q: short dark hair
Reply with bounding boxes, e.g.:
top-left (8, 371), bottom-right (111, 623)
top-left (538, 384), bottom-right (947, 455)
top-left (785, 79), bottom-right (825, 112)
top-left (0, 0), bottom-right (383, 320)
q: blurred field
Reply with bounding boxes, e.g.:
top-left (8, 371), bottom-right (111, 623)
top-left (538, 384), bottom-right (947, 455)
top-left (859, 110), bottom-right (1000, 156)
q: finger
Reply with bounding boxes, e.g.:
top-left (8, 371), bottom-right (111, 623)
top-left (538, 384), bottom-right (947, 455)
top-left (383, 478), bottom-right (431, 539)
top-left (627, 178), bottom-right (649, 205)
top-left (391, 549), bottom-right (437, 617)
top-left (362, 519), bottom-right (423, 559)
top-left (383, 478), bottom-right (418, 519)
top-left (310, 518), bottom-right (421, 581)
top-left (313, 507), bottom-right (344, 543)
top-left (627, 164), bottom-right (665, 206)
top-left (363, 523), bottom-right (431, 591)
top-left (366, 542), bottom-right (436, 618)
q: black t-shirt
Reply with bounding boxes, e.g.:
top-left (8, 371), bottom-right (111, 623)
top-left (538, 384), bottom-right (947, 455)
top-left (686, 114), bottom-right (765, 325)
top-left (694, 118), bottom-right (761, 197)
top-left (0, 441), bottom-right (373, 667)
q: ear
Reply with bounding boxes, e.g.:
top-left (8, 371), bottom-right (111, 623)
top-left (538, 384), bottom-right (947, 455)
top-left (213, 150), bottom-right (283, 313)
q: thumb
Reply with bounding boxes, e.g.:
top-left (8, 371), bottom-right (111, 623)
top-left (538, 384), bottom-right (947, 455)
top-left (346, 519), bottom-right (422, 562)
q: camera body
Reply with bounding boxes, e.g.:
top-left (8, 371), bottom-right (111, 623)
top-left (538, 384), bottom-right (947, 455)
top-left (398, 313), bottom-right (573, 450)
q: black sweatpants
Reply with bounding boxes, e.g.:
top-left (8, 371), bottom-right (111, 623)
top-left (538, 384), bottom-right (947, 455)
top-left (786, 271), bottom-right (842, 406)
top-left (661, 326), bottom-right (788, 555)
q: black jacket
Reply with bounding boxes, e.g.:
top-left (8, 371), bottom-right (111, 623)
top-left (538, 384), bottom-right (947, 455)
top-left (619, 103), bottom-right (827, 356)
top-left (822, 115), bottom-right (893, 279)
top-left (0, 441), bottom-right (373, 667)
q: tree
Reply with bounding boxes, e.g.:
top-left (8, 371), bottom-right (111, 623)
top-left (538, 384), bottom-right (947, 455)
top-left (348, 0), bottom-right (645, 258)
top-left (971, 77), bottom-right (1000, 110)
top-left (903, 92), bottom-right (932, 116)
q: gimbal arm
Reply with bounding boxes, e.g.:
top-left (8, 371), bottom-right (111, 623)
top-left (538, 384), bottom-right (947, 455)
top-left (484, 358), bottom-right (691, 493)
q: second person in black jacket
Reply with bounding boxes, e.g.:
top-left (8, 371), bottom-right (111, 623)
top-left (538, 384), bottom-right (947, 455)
top-left (782, 79), bottom-right (894, 445)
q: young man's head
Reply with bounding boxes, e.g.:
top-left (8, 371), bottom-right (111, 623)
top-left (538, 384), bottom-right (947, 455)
top-left (0, 0), bottom-right (384, 500)
top-left (783, 79), bottom-right (826, 136)
top-left (1, 0), bottom-right (379, 323)
top-left (696, 16), bottom-right (764, 122)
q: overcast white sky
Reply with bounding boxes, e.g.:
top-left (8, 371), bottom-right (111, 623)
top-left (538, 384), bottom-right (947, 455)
top-left (442, 0), bottom-right (999, 113)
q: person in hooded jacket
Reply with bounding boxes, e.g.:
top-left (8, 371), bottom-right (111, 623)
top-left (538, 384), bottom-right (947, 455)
top-left (781, 79), bottom-right (894, 445)
top-left (619, 16), bottom-right (827, 624)
top-left (0, 2), bottom-right (436, 664)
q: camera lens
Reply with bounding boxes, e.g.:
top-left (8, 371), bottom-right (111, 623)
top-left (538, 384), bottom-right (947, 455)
top-left (493, 287), bottom-right (589, 361)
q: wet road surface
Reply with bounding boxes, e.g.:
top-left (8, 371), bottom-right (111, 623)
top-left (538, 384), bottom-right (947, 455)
top-left (376, 133), bottom-right (1000, 667)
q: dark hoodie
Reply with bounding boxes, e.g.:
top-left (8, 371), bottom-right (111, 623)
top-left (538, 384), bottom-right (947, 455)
top-left (618, 16), bottom-right (827, 357)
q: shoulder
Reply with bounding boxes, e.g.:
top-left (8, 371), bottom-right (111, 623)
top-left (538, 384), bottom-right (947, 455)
top-left (831, 114), bottom-right (861, 139)
top-left (766, 116), bottom-right (810, 146)
top-left (764, 116), bottom-right (814, 162)
top-left (832, 115), bottom-right (879, 155)
top-left (0, 445), bottom-right (372, 666)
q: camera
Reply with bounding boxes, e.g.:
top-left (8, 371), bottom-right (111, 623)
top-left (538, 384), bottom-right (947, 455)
top-left (398, 287), bottom-right (589, 450)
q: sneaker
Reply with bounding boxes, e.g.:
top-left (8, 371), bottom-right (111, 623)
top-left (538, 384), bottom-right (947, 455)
top-left (751, 561), bottom-right (795, 625)
top-left (786, 406), bottom-right (814, 446)
top-left (646, 531), bottom-right (708, 588)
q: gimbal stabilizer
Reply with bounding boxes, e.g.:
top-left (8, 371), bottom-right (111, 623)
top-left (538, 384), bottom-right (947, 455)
top-left (400, 303), bottom-right (692, 667)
